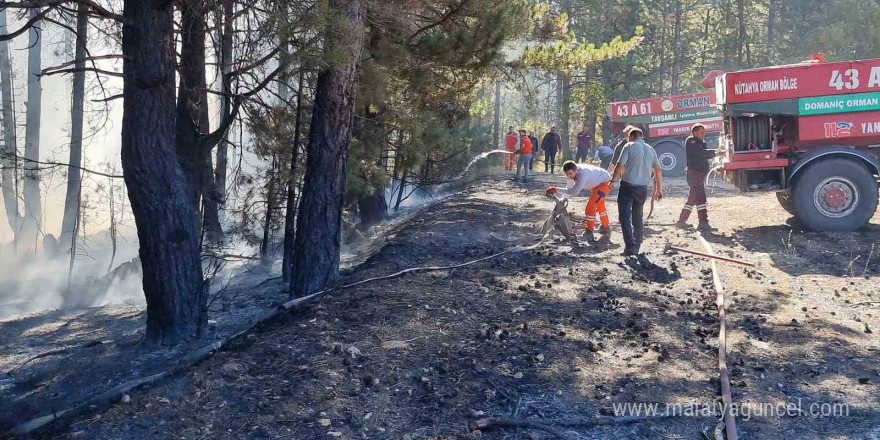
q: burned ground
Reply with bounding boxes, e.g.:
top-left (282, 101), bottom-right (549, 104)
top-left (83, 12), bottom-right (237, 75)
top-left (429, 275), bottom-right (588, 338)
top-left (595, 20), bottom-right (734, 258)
top-left (3, 174), bottom-right (880, 439)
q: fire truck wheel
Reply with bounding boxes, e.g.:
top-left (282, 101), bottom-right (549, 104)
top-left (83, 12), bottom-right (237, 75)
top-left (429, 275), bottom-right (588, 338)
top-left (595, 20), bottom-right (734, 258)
top-left (776, 191), bottom-right (796, 216)
top-left (792, 158), bottom-right (879, 231)
top-left (654, 142), bottom-right (686, 177)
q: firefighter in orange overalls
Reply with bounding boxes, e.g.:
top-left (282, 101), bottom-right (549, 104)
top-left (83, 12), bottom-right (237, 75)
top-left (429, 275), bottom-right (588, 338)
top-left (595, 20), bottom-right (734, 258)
top-left (504, 126), bottom-right (519, 171)
top-left (546, 160), bottom-right (613, 243)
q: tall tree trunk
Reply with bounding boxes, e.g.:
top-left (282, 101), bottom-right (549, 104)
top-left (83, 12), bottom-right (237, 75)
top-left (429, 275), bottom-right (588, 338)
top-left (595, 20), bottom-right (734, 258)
top-left (282, 68), bottom-right (305, 282)
top-left (700, 6), bottom-right (711, 73)
top-left (623, 52), bottom-right (634, 98)
top-left (265, 41), bottom-right (289, 260)
top-left (0, 10), bottom-right (22, 248)
top-left (766, 0), bottom-right (775, 64)
top-left (492, 80), bottom-right (501, 149)
top-left (582, 67), bottom-right (592, 129)
top-left (261, 155), bottom-right (278, 259)
top-left (736, 0), bottom-right (746, 68)
top-left (59, 5), bottom-right (88, 255)
top-left (601, 115), bottom-right (612, 145)
top-left (356, 104), bottom-right (387, 230)
top-left (394, 169), bottom-right (406, 211)
top-left (559, 73), bottom-right (572, 161)
top-left (22, 8), bottom-right (43, 253)
top-left (657, 6), bottom-right (667, 95)
top-left (214, 0), bottom-right (234, 225)
top-left (175, 0), bottom-right (212, 233)
top-left (671, 0), bottom-right (682, 95)
top-left (290, 0), bottom-right (365, 299)
top-left (722, 0), bottom-right (732, 70)
top-left (121, 0), bottom-right (205, 345)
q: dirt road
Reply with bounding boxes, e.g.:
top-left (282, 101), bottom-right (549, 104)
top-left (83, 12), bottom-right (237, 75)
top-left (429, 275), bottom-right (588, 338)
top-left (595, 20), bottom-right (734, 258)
top-left (7, 172), bottom-right (880, 439)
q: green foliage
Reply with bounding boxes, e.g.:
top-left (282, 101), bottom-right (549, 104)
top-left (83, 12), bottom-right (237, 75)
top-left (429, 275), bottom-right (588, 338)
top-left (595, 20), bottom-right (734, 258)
top-left (520, 26), bottom-right (644, 72)
top-left (342, 0), bottom-right (528, 202)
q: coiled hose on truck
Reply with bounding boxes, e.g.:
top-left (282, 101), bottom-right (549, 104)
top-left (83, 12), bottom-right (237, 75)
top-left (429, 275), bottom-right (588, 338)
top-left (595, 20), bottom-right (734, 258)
top-left (733, 115), bottom-right (771, 151)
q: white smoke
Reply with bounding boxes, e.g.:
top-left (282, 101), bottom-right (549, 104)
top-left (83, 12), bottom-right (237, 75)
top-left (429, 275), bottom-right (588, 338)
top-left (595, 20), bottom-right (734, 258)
top-left (0, 229), bottom-right (142, 321)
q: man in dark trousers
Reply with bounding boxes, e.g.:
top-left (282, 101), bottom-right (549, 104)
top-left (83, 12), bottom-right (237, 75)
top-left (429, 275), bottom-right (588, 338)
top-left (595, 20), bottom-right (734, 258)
top-left (528, 131), bottom-right (540, 170)
top-left (575, 128), bottom-right (593, 163)
top-left (611, 127), bottom-right (662, 257)
top-left (677, 123), bottom-right (717, 231)
top-left (541, 126), bottom-right (562, 174)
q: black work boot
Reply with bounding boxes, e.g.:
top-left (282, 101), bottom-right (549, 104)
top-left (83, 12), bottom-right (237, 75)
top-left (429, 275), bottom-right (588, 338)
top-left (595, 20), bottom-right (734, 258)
top-left (697, 222), bottom-right (717, 232)
top-left (597, 226), bottom-right (611, 242)
top-left (675, 220), bottom-right (690, 230)
top-left (582, 229), bottom-right (596, 243)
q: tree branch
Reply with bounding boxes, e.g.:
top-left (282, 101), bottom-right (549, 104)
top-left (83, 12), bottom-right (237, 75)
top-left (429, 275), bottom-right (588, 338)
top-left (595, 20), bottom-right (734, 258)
top-left (0, 0), bottom-right (123, 22)
top-left (0, 4), bottom-right (56, 42)
top-left (0, 154), bottom-right (124, 178)
top-left (41, 54), bottom-right (123, 75)
top-left (38, 67), bottom-right (122, 77)
top-left (407, 0), bottom-right (468, 45)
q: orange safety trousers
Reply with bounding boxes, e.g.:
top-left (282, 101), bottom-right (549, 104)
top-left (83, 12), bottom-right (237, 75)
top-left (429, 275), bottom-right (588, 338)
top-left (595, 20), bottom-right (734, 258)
top-left (505, 134), bottom-right (518, 169)
top-left (585, 180), bottom-right (611, 230)
top-left (504, 150), bottom-right (516, 169)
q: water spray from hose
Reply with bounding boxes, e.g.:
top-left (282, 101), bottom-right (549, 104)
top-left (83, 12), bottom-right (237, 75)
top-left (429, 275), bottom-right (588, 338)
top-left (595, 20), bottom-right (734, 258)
top-left (453, 149), bottom-right (514, 181)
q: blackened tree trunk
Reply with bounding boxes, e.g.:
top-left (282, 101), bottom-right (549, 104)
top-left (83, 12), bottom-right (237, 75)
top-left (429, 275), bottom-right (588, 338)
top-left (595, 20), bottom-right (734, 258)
top-left (175, 0), bottom-right (216, 241)
top-left (283, 68), bottom-right (306, 282)
top-left (0, 9), bottom-right (21, 248)
top-left (290, 0), bottom-right (365, 299)
top-left (21, 8), bottom-right (43, 253)
top-left (261, 155), bottom-right (279, 259)
top-left (59, 5), bottom-right (88, 255)
top-left (394, 169), bottom-right (406, 211)
top-left (121, 0), bottom-right (205, 345)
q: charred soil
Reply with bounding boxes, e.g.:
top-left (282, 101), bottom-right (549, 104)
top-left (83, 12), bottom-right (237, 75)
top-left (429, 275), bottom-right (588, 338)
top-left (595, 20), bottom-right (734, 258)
top-left (5, 173), bottom-right (880, 439)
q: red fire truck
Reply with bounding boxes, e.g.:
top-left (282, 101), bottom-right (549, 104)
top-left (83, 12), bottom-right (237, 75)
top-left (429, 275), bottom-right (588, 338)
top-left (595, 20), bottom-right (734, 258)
top-left (608, 92), bottom-right (722, 177)
top-left (715, 57), bottom-right (880, 230)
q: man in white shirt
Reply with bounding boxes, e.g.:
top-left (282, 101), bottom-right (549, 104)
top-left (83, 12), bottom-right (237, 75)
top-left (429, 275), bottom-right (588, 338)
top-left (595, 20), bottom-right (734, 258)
top-left (546, 160), bottom-right (612, 243)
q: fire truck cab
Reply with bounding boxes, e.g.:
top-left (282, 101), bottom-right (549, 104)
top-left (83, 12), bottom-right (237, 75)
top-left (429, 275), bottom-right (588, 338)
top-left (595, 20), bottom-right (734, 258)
top-left (715, 57), bottom-right (880, 231)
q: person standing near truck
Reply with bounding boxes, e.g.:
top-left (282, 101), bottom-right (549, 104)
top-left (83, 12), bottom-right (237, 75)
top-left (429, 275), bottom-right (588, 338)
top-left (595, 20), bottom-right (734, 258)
top-left (541, 126), bottom-right (561, 174)
top-left (676, 123), bottom-right (717, 231)
top-left (504, 126), bottom-right (519, 171)
top-left (611, 127), bottom-right (663, 256)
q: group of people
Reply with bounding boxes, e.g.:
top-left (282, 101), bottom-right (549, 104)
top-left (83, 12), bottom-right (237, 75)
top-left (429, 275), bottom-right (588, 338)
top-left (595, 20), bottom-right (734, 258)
top-left (503, 126), bottom-right (565, 181)
top-left (547, 123), bottom-right (716, 257)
